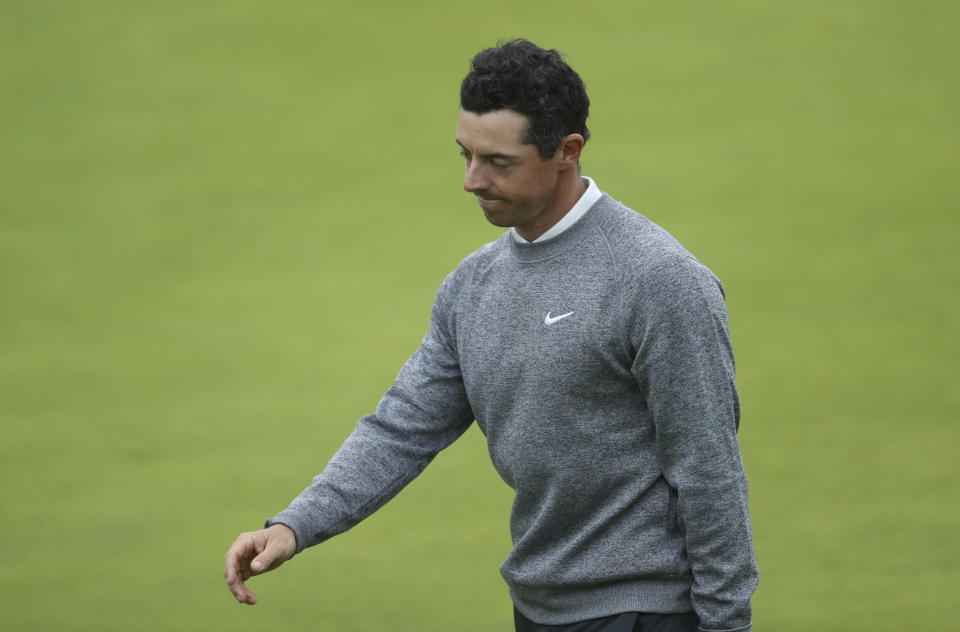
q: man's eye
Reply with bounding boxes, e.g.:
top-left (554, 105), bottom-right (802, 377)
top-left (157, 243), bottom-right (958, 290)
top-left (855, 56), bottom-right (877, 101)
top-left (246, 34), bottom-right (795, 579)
top-left (459, 150), bottom-right (471, 160)
top-left (492, 161), bottom-right (510, 169)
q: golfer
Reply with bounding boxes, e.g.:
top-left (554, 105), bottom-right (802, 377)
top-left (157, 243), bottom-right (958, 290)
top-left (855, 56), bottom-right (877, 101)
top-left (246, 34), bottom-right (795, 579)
top-left (225, 39), bottom-right (758, 632)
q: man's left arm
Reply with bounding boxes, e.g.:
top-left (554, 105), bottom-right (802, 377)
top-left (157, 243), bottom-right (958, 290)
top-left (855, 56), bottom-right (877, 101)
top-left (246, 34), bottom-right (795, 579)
top-left (630, 254), bottom-right (759, 632)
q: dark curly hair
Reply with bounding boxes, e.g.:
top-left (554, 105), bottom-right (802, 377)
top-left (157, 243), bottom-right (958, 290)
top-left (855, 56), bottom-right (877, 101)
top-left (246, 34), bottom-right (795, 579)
top-left (460, 39), bottom-right (590, 159)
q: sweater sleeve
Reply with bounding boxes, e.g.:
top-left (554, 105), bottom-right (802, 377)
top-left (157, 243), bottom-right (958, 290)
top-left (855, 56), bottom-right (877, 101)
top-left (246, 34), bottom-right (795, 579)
top-left (628, 254), bottom-right (759, 632)
top-left (266, 270), bottom-right (474, 554)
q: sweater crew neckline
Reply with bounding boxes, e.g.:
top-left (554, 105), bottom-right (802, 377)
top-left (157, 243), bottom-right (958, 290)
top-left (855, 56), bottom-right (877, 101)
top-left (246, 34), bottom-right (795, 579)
top-left (507, 194), bottom-right (611, 263)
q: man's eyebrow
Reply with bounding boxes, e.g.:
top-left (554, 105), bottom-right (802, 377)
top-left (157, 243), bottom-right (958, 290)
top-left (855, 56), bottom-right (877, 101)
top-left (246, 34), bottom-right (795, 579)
top-left (455, 139), bottom-right (518, 161)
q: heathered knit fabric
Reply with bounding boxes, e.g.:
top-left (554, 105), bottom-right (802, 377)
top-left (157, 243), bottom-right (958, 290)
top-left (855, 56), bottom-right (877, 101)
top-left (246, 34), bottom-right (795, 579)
top-left (267, 194), bottom-right (758, 631)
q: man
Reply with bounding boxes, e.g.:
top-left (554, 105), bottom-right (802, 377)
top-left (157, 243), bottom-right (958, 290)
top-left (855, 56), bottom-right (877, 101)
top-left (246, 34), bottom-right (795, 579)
top-left (224, 39), bottom-right (759, 632)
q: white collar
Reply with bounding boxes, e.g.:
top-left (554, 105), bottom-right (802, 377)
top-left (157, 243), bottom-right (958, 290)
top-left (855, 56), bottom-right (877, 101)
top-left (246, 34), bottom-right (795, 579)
top-left (511, 176), bottom-right (602, 244)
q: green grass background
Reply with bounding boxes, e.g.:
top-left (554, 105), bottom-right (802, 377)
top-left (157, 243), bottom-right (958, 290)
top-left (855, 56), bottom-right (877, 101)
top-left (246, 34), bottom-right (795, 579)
top-left (2, 1), bottom-right (958, 629)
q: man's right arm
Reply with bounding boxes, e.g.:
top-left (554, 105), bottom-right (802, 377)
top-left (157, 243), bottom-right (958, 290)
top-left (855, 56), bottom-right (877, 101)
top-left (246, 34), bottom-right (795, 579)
top-left (264, 269), bottom-right (474, 554)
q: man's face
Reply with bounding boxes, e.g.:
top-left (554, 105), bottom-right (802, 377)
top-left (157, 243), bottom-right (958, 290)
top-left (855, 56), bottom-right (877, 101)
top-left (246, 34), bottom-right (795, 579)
top-left (456, 108), bottom-right (565, 236)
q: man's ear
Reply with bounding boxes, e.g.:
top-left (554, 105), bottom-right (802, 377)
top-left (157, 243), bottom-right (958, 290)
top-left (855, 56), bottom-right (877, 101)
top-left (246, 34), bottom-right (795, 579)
top-left (557, 133), bottom-right (585, 170)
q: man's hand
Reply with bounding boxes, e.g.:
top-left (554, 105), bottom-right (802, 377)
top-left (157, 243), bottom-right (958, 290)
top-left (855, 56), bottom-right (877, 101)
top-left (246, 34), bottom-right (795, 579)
top-left (224, 523), bottom-right (296, 605)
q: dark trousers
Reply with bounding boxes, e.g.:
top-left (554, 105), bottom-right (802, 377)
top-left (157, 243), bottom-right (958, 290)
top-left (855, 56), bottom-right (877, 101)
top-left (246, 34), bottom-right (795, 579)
top-left (514, 607), bottom-right (699, 632)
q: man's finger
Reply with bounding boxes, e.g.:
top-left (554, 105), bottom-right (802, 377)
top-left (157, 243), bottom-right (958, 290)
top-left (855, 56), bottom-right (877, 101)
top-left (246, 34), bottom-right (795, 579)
top-left (250, 555), bottom-right (269, 573)
top-left (227, 573), bottom-right (258, 605)
top-left (225, 554), bottom-right (258, 604)
top-left (251, 541), bottom-right (280, 573)
top-left (224, 535), bottom-right (260, 605)
top-left (224, 538), bottom-right (250, 581)
top-left (224, 549), bottom-right (239, 583)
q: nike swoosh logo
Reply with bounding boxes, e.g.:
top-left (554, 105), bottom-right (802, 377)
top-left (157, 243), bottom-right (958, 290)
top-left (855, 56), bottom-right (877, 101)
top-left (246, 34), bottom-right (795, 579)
top-left (544, 311), bottom-right (574, 325)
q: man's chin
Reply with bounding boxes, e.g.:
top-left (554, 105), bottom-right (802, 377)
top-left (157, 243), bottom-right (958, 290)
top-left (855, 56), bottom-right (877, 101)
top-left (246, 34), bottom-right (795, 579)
top-left (479, 200), bottom-right (513, 227)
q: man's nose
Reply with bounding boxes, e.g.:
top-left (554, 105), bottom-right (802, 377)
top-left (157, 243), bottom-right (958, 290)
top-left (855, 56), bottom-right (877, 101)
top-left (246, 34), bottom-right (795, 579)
top-left (463, 162), bottom-right (488, 194)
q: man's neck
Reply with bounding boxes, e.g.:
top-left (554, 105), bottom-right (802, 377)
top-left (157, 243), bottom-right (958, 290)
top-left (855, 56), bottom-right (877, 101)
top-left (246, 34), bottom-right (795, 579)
top-left (514, 173), bottom-right (588, 242)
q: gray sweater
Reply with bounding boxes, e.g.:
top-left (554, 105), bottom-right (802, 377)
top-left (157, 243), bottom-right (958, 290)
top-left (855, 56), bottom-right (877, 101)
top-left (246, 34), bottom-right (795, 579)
top-left (267, 193), bottom-right (758, 631)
